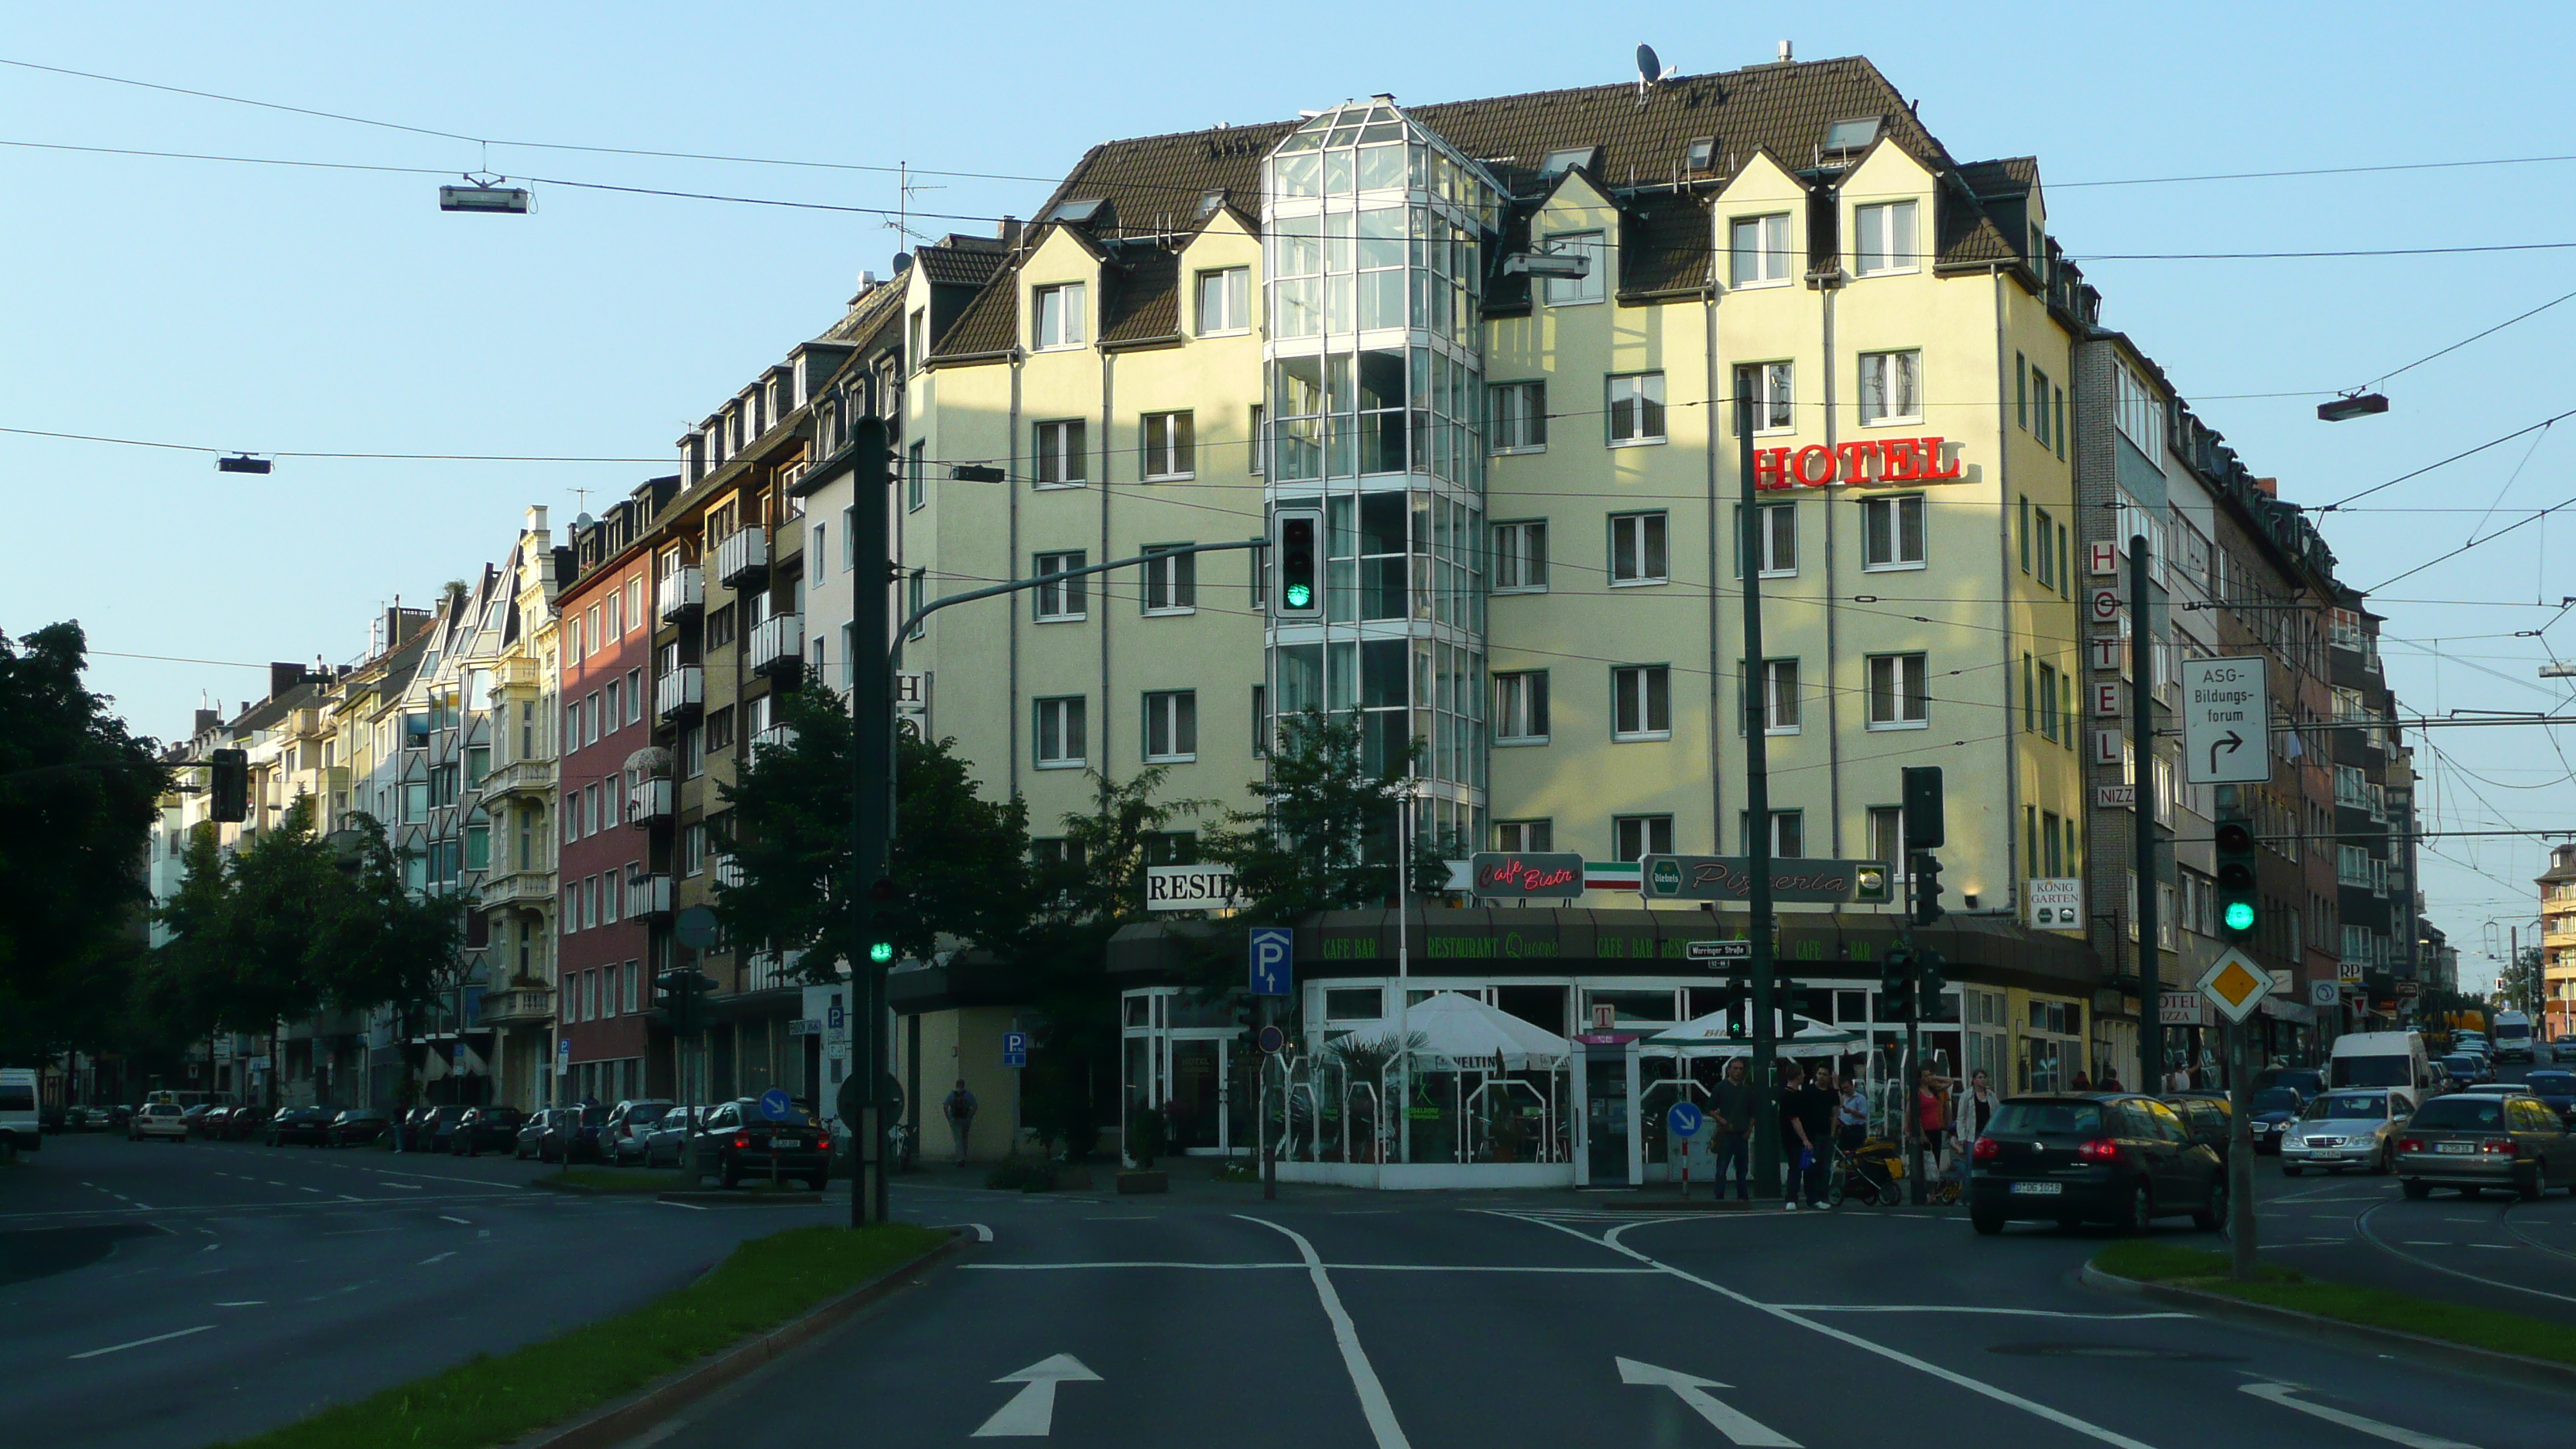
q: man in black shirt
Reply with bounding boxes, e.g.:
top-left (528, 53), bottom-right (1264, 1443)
top-left (1793, 1068), bottom-right (1838, 1207)
top-left (1777, 1062), bottom-right (1817, 1209)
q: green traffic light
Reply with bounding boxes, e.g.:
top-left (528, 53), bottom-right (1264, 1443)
top-left (869, 941), bottom-right (895, 964)
top-left (1285, 583), bottom-right (1313, 608)
top-left (2224, 900), bottom-right (2256, 931)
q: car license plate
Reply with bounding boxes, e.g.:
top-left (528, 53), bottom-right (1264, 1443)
top-left (2009, 1181), bottom-right (2063, 1196)
top-left (769, 1136), bottom-right (799, 1149)
top-left (2436, 1141), bottom-right (2475, 1154)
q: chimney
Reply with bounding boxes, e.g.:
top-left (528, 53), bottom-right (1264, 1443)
top-left (269, 662), bottom-right (305, 701)
top-left (526, 504), bottom-right (549, 536)
top-left (995, 215), bottom-right (1022, 248)
top-left (1778, 39), bottom-right (1793, 63)
top-left (2252, 477), bottom-right (2279, 497)
top-left (194, 708), bottom-right (221, 736)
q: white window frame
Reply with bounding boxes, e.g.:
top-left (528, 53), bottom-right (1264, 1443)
top-left (1728, 213), bottom-right (1793, 289)
top-left (1862, 494), bottom-right (1927, 571)
top-left (1194, 267), bottom-right (1249, 335)
top-left (1734, 361), bottom-right (1794, 434)
top-left (1866, 652), bottom-right (1930, 729)
top-left (1612, 814), bottom-right (1675, 862)
top-left (1858, 350), bottom-right (1923, 426)
top-left (1762, 658), bottom-right (1801, 735)
top-left (1033, 550), bottom-right (1087, 622)
top-left (1735, 502), bottom-right (1796, 577)
top-left (1142, 690), bottom-right (1197, 763)
top-left (1609, 511), bottom-right (1669, 585)
top-left (1033, 283), bottom-right (1087, 351)
top-left (1853, 199), bottom-right (1920, 276)
top-left (1495, 819), bottom-right (1554, 852)
top-left (1493, 670), bottom-right (1550, 745)
top-left (1034, 420), bottom-right (1088, 487)
top-left (1140, 545), bottom-right (1196, 615)
top-left (1489, 381), bottom-right (1547, 454)
top-left (1612, 664), bottom-right (1672, 742)
top-left (1607, 372), bottom-right (1667, 446)
top-left (1141, 411), bottom-right (1195, 481)
top-left (1034, 695), bottom-right (1087, 769)
top-left (1543, 231), bottom-right (1606, 306)
top-left (1492, 520), bottom-right (1549, 594)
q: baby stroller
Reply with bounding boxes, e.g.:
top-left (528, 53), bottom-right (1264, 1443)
top-left (1828, 1136), bottom-right (1905, 1208)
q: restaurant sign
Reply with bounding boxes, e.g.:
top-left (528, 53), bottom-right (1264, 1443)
top-left (1639, 855), bottom-right (1893, 906)
top-left (1465, 851), bottom-right (1585, 900)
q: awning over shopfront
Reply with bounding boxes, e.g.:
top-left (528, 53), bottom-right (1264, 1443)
top-left (1330, 990), bottom-right (1571, 1070)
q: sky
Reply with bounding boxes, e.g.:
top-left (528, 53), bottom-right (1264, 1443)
top-left (5, 2), bottom-right (2571, 990)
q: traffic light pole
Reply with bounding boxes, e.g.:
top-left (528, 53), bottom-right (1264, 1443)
top-left (1736, 395), bottom-right (1782, 1200)
top-left (2130, 534), bottom-right (2163, 1089)
top-left (836, 420), bottom-right (896, 1231)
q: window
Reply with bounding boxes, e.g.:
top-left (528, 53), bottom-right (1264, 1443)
top-left (1539, 146), bottom-right (1598, 177)
top-left (1543, 231), bottom-right (1605, 305)
top-left (1740, 810), bottom-right (1804, 858)
top-left (1734, 502), bottom-right (1796, 577)
top-left (2016, 353), bottom-right (2028, 430)
top-left (602, 680), bottom-right (622, 734)
top-left (1489, 382), bottom-right (1547, 452)
top-left (908, 309), bottom-right (926, 372)
top-left (1684, 136), bottom-right (1715, 173)
top-left (625, 668), bottom-right (643, 724)
top-left (1858, 351), bottom-right (1922, 424)
top-left (1033, 283), bottom-right (1086, 349)
top-left (1492, 520), bottom-right (1548, 592)
top-left (1034, 420), bottom-right (1088, 485)
top-left (1853, 199), bottom-right (1919, 275)
top-left (1034, 697), bottom-right (1087, 768)
top-left (2030, 366), bottom-right (2054, 447)
top-left (1141, 411), bottom-right (1194, 479)
top-left (907, 442), bottom-right (927, 511)
top-left (1609, 512), bottom-right (1668, 584)
top-left (706, 602), bottom-right (737, 649)
top-left (583, 693), bottom-right (600, 746)
top-left (1494, 671), bottom-right (1550, 743)
top-left (2033, 508), bottom-right (2057, 589)
top-left (1033, 551), bottom-right (1087, 621)
top-left (1612, 665), bottom-right (1672, 740)
top-left (1867, 653), bottom-right (1929, 728)
top-left (2038, 663), bottom-right (2060, 742)
top-left (1195, 267), bottom-right (1249, 334)
top-left (624, 962), bottom-right (640, 1015)
top-left (1869, 807), bottom-right (1904, 869)
top-left (2115, 360), bottom-right (2165, 460)
top-left (1733, 361), bottom-right (1793, 433)
top-left (681, 721), bottom-right (703, 778)
top-left (1862, 495), bottom-right (1925, 569)
top-left (1607, 373), bottom-right (1667, 444)
top-left (682, 821), bottom-right (706, 876)
top-left (705, 706), bottom-right (735, 754)
top-left (1613, 815), bottom-right (1674, 862)
top-left (1249, 404), bottom-right (1266, 475)
top-left (1141, 545), bottom-right (1196, 614)
top-left (1251, 684), bottom-right (1267, 757)
top-left (1142, 690), bottom-right (1197, 762)
top-left (463, 824), bottom-right (489, 872)
top-left (1495, 819), bottom-right (1554, 851)
top-left (2054, 387), bottom-right (2067, 460)
top-left (1729, 213), bottom-right (1793, 287)
top-left (1761, 659), bottom-right (1801, 733)
top-left (906, 575), bottom-right (925, 640)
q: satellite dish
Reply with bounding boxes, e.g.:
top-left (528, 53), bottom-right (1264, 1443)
top-left (1637, 43), bottom-right (1662, 81)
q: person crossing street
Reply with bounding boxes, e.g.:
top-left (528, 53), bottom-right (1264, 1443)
top-left (942, 1079), bottom-right (978, 1163)
top-left (1711, 1057), bottom-right (1753, 1201)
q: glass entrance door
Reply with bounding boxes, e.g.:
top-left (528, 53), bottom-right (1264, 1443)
top-left (1585, 1049), bottom-right (1631, 1184)
top-left (1167, 1038), bottom-right (1224, 1151)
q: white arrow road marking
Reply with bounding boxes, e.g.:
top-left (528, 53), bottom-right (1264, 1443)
top-left (2239, 1384), bottom-right (2480, 1448)
top-left (1616, 1358), bottom-right (1798, 1447)
top-left (939, 1221), bottom-right (995, 1242)
top-left (971, 1354), bottom-right (1100, 1437)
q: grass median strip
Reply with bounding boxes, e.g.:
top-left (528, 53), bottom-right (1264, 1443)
top-left (213, 1223), bottom-right (944, 1449)
top-left (2093, 1240), bottom-right (2576, 1365)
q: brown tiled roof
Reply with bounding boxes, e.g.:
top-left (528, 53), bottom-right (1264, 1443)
top-left (1099, 245), bottom-right (1181, 346)
top-left (1617, 194), bottom-right (1714, 297)
top-left (914, 234), bottom-right (1010, 287)
top-left (1958, 156), bottom-right (2039, 198)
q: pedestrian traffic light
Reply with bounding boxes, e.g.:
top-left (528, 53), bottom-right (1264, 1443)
top-left (654, 969), bottom-right (711, 1033)
top-left (863, 875), bottom-right (901, 964)
top-left (1915, 948), bottom-right (1947, 1012)
top-left (1273, 508), bottom-right (1321, 620)
top-left (1910, 851), bottom-right (1945, 927)
top-left (2215, 810), bottom-right (2259, 940)
top-left (208, 748), bottom-right (249, 824)
top-left (1879, 946), bottom-right (1917, 1019)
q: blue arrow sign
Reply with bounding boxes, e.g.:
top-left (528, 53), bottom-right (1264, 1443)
top-left (757, 1088), bottom-right (793, 1122)
top-left (1249, 927), bottom-right (1293, 996)
top-left (1666, 1101), bottom-right (1705, 1139)
top-left (1002, 1030), bottom-right (1029, 1068)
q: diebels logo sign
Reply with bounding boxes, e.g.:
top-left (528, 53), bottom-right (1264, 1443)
top-left (1752, 437), bottom-right (1967, 492)
top-left (1468, 851), bottom-right (1584, 900)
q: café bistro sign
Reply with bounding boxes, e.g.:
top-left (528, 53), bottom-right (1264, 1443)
top-left (1752, 436), bottom-right (1967, 492)
top-left (1466, 851), bottom-right (1584, 900)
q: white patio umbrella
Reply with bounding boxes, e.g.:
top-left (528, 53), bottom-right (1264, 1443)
top-left (1330, 991), bottom-right (1573, 1070)
top-left (1647, 1008), bottom-right (1860, 1059)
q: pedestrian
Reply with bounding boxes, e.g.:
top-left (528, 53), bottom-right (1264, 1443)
top-left (1915, 1069), bottom-right (1951, 1177)
top-left (941, 1078), bottom-right (978, 1163)
top-left (1711, 1057), bottom-right (1754, 1201)
top-left (1837, 1071), bottom-right (1870, 1155)
top-left (2096, 1066), bottom-right (2125, 1093)
top-left (1778, 1061), bottom-right (1814, 1210)
top-left (1794, 1067), bottom-right (1836, 1207)
top-left (1960, 1068), bottom-right (1999, 1142)
top-left (2071, 1069), bottom-right (2093, 1091)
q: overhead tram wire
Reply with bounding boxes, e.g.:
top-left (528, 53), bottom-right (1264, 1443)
top-left (0, 423), bottom-right (666, 464)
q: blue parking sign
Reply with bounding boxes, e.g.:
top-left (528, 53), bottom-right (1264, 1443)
top-left (1249, 927), bottom-right (1293, 996)
top-left (1002, 1031), bottom-right (1029, 1068)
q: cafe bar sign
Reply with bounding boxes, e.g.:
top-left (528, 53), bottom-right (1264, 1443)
top-left (1639, 855), bottom-right (1893, 906)
top-left (1465, 851), bottom-right (1585, 900)
top-left (1752, 436), bottom-right (1968, 492)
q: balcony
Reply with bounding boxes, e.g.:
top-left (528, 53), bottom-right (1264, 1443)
top-left (748, 612), bottom-right (803, 676)
top-left (654, 666), bottom-right (704, 721)
top-left (480, 983), bottom-right (555, 1026)
top-left (714, 526), bottom-right (769, 588)
top-left (478, 757), bottom-right (553, 803)
top-left (628, 776), bottom-right (674, 825)
top-left (751, 724), bottom-right (798, 758)
top-left (478, 867), bottom-right (555, 910)
top-left (656, 567), bottom-right (704, 621)
top-left (626, 873), bottom-right (673, 918)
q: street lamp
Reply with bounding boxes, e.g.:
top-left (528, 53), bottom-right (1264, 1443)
top-left (2317, 392), bottom-right (2389, 422)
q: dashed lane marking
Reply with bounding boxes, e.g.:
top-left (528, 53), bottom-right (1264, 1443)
top-left (2239, 1383), bottom-right (2480, 1448)
top-left (69, 1324), bottom-right (214, 1360)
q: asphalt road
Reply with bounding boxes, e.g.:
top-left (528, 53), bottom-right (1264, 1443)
top-left (644, 1177), bottom-right (2576, 1449)
top-left (0, 1132), bottom-right (829, 1449)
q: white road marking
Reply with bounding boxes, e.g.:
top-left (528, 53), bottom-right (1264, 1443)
top-left (214, 1300), bottom-right (264, 1307)
top-left (966, 1262), bottom-right (1297, 1271)
top-left (419, 1252), bottom-right (456, 1266)
top-left (658, 1199), bottom-right (707, 1211)
top-left (1617, 1357), bottom-right (1799, 1446)
top-left (2239, 1383), bottom-right (2479, 1447)
top-left (1238, 1215), bottom-right (1410, 1449)
top-left (971, 1354), bottom-right (1100, 1437)
top-left (1773, 1306), bottom-right (2194, 1319)
top-left (199, 1243), bottom-right (218, 1253)
top-left (382, 1184), bottom-right (423, 1190)
top-left (69, 1324), bottom-right (214, 1359)
top-left (437, 1215), bottom-right (472, 1225)
top-left (943, 1222), bottom-right (994, 1242)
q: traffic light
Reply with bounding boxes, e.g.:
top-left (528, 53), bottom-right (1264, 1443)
top-left (864, 875), bottom-right (899, 965)
top-left (2215, 810), bottom-right (2259, 941)
top-left (1273, 508), bottom-right (1321, 620)
top-left (1900, 766), bottom-right (1945, 850)
top-left (1879, 946), bottom-right (1917, 1019)
top-left (654, 969), bottom-right (711, 1034)
top-left (208, 748), bottom-right (249, 824)
top-left (1910, 851), bottom-right (1945, 927)
top-left (1915, 948), bottom-right (1947, 1014)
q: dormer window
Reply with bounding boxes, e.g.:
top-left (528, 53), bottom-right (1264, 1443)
top-left (1197, 188), bottom-right (1225, 220)
top-left (1034, 283), bottom-right (1088, 351)
top-left (1684, 137), bottom-right (1715, 173)
top-left (1539, 146), bottom-right (1599, 179)
top-left (1048, 197), bottom-right (1106, 225)
top-left (1822, 116), bottom-right (1882, 154)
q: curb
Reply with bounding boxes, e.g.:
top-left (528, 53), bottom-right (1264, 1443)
top-left (656, 1190), bottom-right (824, 1206)
top-left (2081, 1262), bottom-right (2576, 1395)
top-left (513, 1229), bottom-right (968, 1449)
top-left (525, 1178), bottom-right (605, 1196)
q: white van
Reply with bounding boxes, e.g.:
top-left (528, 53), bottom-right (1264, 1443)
top-left (2492, 1011), bottom-right (2536, 1064)
top-left (0, 1068), bottom-right (40, 1153)
top-left (2331, 1031), bottom-right (2431, 1097)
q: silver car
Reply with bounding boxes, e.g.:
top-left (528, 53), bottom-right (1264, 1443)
top-left (2281, 1088), bottom-right (2413, 1175)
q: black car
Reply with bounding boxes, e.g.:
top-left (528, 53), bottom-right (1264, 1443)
top-left (540, 1103), bottom-right (608, 1163)
top-left (328, 1109), bottom-right (391, 1147)
top-left (1971, 1093), bottom-right (2226, 1235)
top-left (2257, 1067), bottom-right (2325, 1102)
top-left (2160, 1094), bottom-right (2235, 1163)
top-left (450, 1106), bottom-right (526, 1156)
top-left (408, 1105), bottom-right (471, 1153)
top-left (2522, 1070), bottom-right (2576, 1124)
top-left (2245, 1087), bottom-right (2306, 1154)
top-left (221, 1105), bottom-right (272, 1141)
top-left (267, 1106), bottom-right (337, 1146)
top-left (688, 1098), bottom-right (832, 1190)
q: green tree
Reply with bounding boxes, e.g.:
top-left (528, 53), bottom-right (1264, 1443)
top-left (1199, 707), bottom-right (1433, 925)
top-left (0, 622), bottom-right (170, 1061)
top-left (1044, 767), bottom-right (1211, 921)
top-left (715, 673), bottom-right (1035, 980)
top-left (308, 813), bottom-right (468, 1108)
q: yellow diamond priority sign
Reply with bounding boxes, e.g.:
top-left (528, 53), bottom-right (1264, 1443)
top-left (2196, 948), bottom-right (2273, 1024)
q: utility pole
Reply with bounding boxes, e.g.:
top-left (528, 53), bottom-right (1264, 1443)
top-left (1737, 394), bottom-right (1780, 1197)
top-left (831, 416), bottom-right (897, 1230)
top-left (2131, 535), bottom-right (2162, 1088)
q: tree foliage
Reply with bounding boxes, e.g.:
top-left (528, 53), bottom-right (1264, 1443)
top-left (1199, 707), bottom-right (1438, 924)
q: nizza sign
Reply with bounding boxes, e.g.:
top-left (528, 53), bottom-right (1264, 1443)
top-left (1752, 436), bottom-right (1967, 492)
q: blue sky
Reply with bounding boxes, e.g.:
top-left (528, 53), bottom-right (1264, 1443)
top-left (5, 2), bottom-right (2571, 986)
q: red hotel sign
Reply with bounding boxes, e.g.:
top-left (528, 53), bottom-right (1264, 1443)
top-left (1752, 436), bottom-right (1965, 491)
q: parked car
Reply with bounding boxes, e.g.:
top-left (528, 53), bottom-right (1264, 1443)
top-left (2523, 1070), bottom-right (2576, 1123)
top-left (39, 1102), bottom-right (67, 1136)
top-left (2437, 1053), bottom-right (2490, 1089)
top-left (513, 1109), bottom-right (559, 1160)
top-left (179, 1102), bottom-right (218, 1137)
top-left (2398, 1092), bottom-right (2576, 1200)
top-left (267, 1106), bottom-right (336, 1146)
top-left (2281, 1088), bottom-right (2413, 1175)
top-left (407, 1105), bottom-right (472, 1153)
top-left (104, 1104), bottom-right (132, 1131)
top-left (639, 1106), bottom-right (704, 1168)
top-left (603, 1100), bottom-right (676, 1165)
top-left (451, 1106), bottom-right (527, 1156)
top-left (687, 1099), bottom-right (832, 1190)
top-left (0, 1069), bottom-right (40, 1152)
top-left (328, 1109), bottom-right (391, 1147)
top-left (2255, 1067), bottom-right (2326, 1102)
top-left (2160, 1094), bottom-right (2235, 1162)
top-left (539, 1103), bottom-right (608, 1163)
top-left (129, 1101), bottom-right (189, 1142)
top-left (1969, 1094), bottom-right (2225, 1235)
top-left (220, 1105), bottom-right (271, 1141)
top-left (2244, 1088), bottom-right (2305, 1155)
